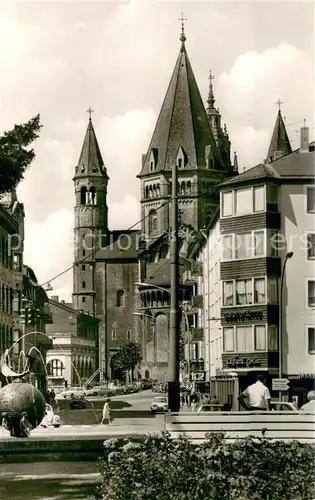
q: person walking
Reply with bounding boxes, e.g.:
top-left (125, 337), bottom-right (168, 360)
top-left (300, 391), bottom-right (315, 411)
top-left (101, 398), bottom-right (112, 425)
top-left (238, 374), bottom-right (271, 411)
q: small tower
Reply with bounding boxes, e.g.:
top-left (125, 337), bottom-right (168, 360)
top-left (266, 101), bottom-right (292, 162)
top-left (73, 109), bottom-right (109, 314)
top-left (206, 71), bottom-right (232, 169)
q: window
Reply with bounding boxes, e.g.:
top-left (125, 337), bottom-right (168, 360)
top-left (307, 187), bottom-right (315, 213)
top-left (253, 186), bottom-right (265, 212)
top-left (254, 325), bottom-right (266, 351)
top-left (268, 230), bottom-right (281, 257)
top-left (221, 191), bottom-right (233, 217)
top-left (223, 327), bottom-right (234, 352)
top-left (308, 327), bottom-right (315, 353)
top-left (222, 234), bottom-right (233, 260)
top-left (82, 297), bottom-right (85, 302)
top-left (47, 359), bottom-right (65, 377)
top-left (116, 290), bottom-right (125, 307)
top-left (236, 326), bottom-right (253, 352)
top-left (254, 278), bottom-right (266, 304)
top-left (268, 325), bottom-right (278, 351)
top-left (267, 280), bottom-right (278, 303)
top-left (235, 188), bottom-right (252, 215)
top-left (82, 265), bottom-right (86, 271)
top-left (253, 230), bottom-right (265, 256)
top-left (307, 234), bottom-right (315, 260)
top-left (235, 279), bottom-right (252, 305)
top-left (223, 281), bottom-right (233, 306)
top-left (308, 280), bottom-right (315, 307)
top-left (127, 330), bottom-right (131, 340)
top-left (82, 281), bottom-right (86, 289)
top-left (82, 250), bottom-right (86, 257)
top-left (112, 330), bottom-right (116, 340)
top-left (148, 209), bottom-right (158, 233)
top-left (235, 233), bottom-right (252, 259)
top-left (178, 158), bottom-right (182, 168)
top-left (268, 185), bottom-right (278, 210)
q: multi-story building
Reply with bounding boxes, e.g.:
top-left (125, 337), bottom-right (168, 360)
top-left (46, 295), bottom-right (99, 387)
top-left (218, 120), bottom-right (314, 404)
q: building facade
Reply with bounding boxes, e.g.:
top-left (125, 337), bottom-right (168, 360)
top-left (46, 296), bottom-right (99, 387)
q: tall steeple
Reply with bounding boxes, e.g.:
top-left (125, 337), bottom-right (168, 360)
top-left (73, 111), bottom-right (109, 314)
top-left (206, 71), bottom-right (231, 168)
top-left (138, 28), bottom-right (231, 238)
top-left (266, 101), bottom-right (292, 162)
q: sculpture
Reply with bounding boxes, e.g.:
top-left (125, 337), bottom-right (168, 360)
top-left (0, 350), bottom-right (45, 437)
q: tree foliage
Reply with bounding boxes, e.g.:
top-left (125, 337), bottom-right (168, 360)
top-left (0, 114), bottom-right (42, 195)
top-left (97, 432), bottom-right (315, 500)
top-left (111, 341), bottom-right (141, 372)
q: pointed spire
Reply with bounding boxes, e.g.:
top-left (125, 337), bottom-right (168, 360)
top-left (266, 104), bottom-right (292, 162)
top-left (233, 151), bottom-right (239, 173)
top-left (74, 112), bottom-right (108, 179)
top-left (178, 13), bottom-right (187, 51)
top-left (138, 35), bottom-right (224, 177)
top-left (207, 70), bottom-right (215, 109)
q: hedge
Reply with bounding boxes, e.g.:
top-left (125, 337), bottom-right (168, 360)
top-left (96, 432), bottom-right (315, 500)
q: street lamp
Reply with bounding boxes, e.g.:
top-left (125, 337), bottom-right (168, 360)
top-left (279, 251), bottom-right (293, 397)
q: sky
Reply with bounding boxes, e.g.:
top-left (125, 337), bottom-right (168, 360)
top-left (0, 0), bottom-right (314, 301)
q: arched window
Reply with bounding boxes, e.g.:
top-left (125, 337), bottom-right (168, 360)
top-left (90, 186), bottom-right (96, 205)
top-left (187, 181), bottom-right (192, 194)
top-left (80, 186), bottom-right (87, 205)
top-left (144, 310), bottom-right (153, 342)
top-left (145, 186), bottom-right (149, 199)
top-left (116, 289), bottom-right (125, 307)
top-left (149, 186), bottom-right (153, 199)
top-left (153, 184), bottom-right (157, 198)
top-left (82, 281), bottom-right (86, 289)
top-left (47, 359), bottom-right (65, 377)
top-left (148, 210), bottom-right (157, 234)
top-left (156, 183), bottom-right (160, 197)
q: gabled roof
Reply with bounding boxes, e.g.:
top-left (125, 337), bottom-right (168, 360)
top-left (220, 163), bottom-right (280, 188)
top-left (94, 230), bottom-right (140, 261)
top-left (266, 110), bottom-right (292, 162)
top-left (138, 38), bottom-right (224, 177)
top-left (74, 118), bottom-right (108, 179)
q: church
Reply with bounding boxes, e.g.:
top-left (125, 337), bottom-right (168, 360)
top-left (72, 25), bottom-right (238, 383)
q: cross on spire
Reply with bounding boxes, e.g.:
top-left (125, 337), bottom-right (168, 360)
top-left (209, 70), bottom-right (214, 83)
top-left (178, 13), bottom-right (187, 43)
top-left (86, 107), bottom-right (94, 120)
top-left (276, 99), bottom-right (283, 112)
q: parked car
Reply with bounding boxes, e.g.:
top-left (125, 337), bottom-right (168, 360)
top-left (40, 404), bottom-right (62, 428)
top-left (197, 404), bottom-right (223, 412)
top-left (69, 395), bottom-right (87, 410)
top-left (270, 401), bottom-right (299, 412)
top-left (90, 386), bottom-right (109, 397)
top-left (150, 396), bottom-right (168, 414)
top-left (58, 386), bottom-right (93, 399)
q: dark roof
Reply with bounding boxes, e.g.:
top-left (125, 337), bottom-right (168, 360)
top-left (266, 110), bottom-right (292, 161)
top-left (74, 119), bottom-right (108, 179)
top-left (220, 145), bottom-right (314, 188)
top-left (138, 41), bottom-right (224, 177)
top-left (188, 207), bottom-right (220, 258)
top-left (95, 230), bottom-right (140, 260)
top-left (144, 256), bottom-right (191, 286)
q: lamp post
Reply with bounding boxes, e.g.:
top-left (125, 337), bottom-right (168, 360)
top-left (279, 251), bottom-right (293, 400)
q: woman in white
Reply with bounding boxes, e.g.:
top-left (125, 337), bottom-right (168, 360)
top-left (101, 398), bottom-right (112, 425)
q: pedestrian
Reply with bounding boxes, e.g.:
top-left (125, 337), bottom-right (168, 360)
top-left (20, 412), bottom-right (31, 438)
top-left (101, 398), bottom-right (112, 425)
top-left (300, 390), bottom-right (315, 411)
top-left (190, 393), bottom-right (198, 411)
top-left (238, 374), bottom-right (271, 411)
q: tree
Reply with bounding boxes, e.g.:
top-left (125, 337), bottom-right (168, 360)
top-left (0, 114), bottom-right (42, 195)
top-left (111, 341), bottom-right (142, 381)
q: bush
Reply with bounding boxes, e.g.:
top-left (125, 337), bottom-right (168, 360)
top-left (96, 432), bottom-right (315, 500)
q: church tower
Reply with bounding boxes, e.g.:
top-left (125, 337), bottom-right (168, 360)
top-left (73, 110), bottom-right (109, 314)
top-left (138, 25), bottom-right (233, 242)
top-left (206, 70), bottom-right (232, 169)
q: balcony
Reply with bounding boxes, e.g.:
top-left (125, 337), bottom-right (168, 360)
top-left (191, 327), bottom-right (204, 342)
top-left (191, 295), bottom-right (203, 309)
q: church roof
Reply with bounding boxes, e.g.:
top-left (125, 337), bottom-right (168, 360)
top-left (94, 230), bottom-right (140, 260)
top-left (138, 36), bottom-right (224, 177)
top-left (266, 110), bottom-right (292, 162)
top-left (74, 118), bottom-right (108, 179)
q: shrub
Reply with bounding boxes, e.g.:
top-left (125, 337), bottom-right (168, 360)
top-left (96, 432), bottom-right (315, 500)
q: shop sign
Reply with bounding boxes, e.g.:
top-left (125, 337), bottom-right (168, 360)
top-left (225, 356), bottom-right (262, 369)
top-left (223, 311), bottom-right (263, 323)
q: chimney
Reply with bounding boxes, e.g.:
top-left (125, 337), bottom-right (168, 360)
top-left (300, 126), bottom-right (309, 153)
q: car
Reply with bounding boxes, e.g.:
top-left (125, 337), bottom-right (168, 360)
top-left (69, 396), bottom-right (87, 409)
top-left (40, 404), bottom-right (62, 428)
top-left (58, 387), bottom-right (91, 399)
top-left (150, 396), bottom-right (168, 414)
top-left (90, 386), bottom-right (109, 397)
top-left (270, 401), bottom-right (299, 412)
top-left (197, 404), bottom-right (224, 412)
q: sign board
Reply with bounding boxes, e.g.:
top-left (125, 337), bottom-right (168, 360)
top-left (272, 378), bottom-right (290, 391)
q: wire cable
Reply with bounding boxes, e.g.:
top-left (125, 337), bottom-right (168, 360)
top-left (39, 199), bottom-right (171, 288)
